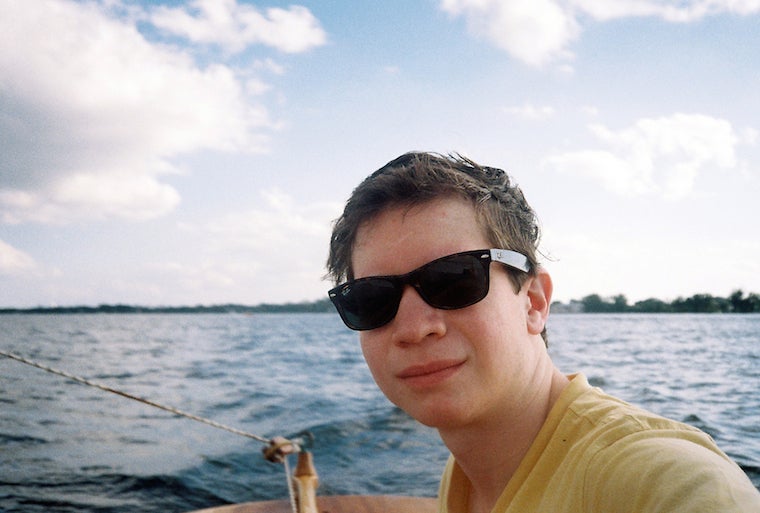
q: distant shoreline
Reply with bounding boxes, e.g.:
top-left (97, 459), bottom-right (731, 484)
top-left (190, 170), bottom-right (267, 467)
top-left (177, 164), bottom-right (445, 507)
top-left (0, 299), bottom-right (335, 315)
top-left (1, 290), bottom-right (759, 314)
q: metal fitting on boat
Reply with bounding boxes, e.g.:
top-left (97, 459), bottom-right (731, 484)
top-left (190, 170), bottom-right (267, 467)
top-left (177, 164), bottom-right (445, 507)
top-left (263, 436), bottom-right (301, 463)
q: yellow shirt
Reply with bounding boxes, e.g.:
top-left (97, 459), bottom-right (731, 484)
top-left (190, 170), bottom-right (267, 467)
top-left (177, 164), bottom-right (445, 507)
top-left (438, 374), bottom-right (760, 512)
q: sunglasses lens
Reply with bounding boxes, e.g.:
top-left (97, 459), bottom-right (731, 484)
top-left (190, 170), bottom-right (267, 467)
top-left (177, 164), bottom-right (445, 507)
top-left (418, 254), bottom-right (489, 309)
top-left (329, 251), bottom-right (493, 331)
top-left (332, 278), bottom-right (401, 330)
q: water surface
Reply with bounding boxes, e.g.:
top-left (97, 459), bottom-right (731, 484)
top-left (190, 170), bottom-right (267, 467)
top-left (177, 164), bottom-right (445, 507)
top-left (1, 313), bottom-right (758, 512)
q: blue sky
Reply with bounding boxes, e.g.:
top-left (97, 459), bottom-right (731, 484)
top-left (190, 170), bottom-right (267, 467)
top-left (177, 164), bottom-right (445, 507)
top-left (1, 0), bottom-right (759, 308)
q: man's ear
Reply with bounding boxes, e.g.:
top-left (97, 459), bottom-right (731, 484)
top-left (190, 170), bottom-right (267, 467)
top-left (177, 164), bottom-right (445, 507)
top-left (525, 269), bottom-right (553, 336)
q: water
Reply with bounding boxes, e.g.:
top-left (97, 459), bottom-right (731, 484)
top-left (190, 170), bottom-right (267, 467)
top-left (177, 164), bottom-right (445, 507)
top-left (1, 313), bottom-right (758, 512)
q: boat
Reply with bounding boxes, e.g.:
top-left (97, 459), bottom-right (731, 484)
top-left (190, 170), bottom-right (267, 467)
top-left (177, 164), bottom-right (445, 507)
top-left (188, 450), bottom-right (437, 513)
top-left (191, 495), bottom-right (437, 513)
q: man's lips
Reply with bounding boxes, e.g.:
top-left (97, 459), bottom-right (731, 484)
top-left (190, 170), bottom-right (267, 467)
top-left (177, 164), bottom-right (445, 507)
top-left (397, 359), bottom-right (464, 386)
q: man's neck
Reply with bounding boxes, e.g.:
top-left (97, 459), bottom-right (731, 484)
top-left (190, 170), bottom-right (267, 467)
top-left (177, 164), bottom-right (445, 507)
top-left (439, 365), bottom-right (569, 513)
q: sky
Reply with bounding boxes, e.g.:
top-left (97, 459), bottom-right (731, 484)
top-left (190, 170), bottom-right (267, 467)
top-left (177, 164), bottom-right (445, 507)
top-left (1, 0), bottom-right (759, 308)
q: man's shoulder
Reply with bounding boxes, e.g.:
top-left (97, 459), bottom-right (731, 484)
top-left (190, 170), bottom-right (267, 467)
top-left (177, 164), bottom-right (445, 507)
top-left (585, 432), bottom-right (760, 511)
top-left (552, 379), bottom-right (730, 476)
top-left (558, 384), bottom-right (760, 512)
top-left (565, 379), bottom-right (703, 441)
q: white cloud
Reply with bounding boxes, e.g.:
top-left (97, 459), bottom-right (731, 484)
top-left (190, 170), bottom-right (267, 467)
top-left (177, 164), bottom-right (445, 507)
top-left (543, 228), bottom-right (760, 303)
top-left (580, 105), bottom-right (600, 117)
top-left (441, 0), bottom-right (579, 67)
top-left (148, 0), bottom-right (327, 54)
top-left (165, 190), bottom-right (343, 303)
top-left (440, 0), bottom-right (760, 66)
top-left (200, 189), bottom-right (338, 253)
top-left (0, 175), bottom-right (181, 224)
top-left (254, 58), bottom-right (287, 75)
top-left (571, 0), bottom-right (760, 22)
top-left (0, 239), bottom-right (36, 275)
top-left (0, 0), bottom-right (290, 224)
top-left (504, 103), bottom-right (556, 120)
top-left (743, 126), bottom-right (760, 146)
top-left (543, 113), bottom-right (747, 199)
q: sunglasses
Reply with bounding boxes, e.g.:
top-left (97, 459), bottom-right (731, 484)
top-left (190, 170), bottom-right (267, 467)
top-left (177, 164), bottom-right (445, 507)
top-left (328, 248), bottom-right (530, 331)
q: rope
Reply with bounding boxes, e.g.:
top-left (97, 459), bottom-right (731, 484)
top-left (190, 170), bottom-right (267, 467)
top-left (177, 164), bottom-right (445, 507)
top-left (283, 454), bottom-right (299, 513)
top-left (0, 349), bottom-right (272, 444)
top-left (1, 348), bottom-right (315, 512)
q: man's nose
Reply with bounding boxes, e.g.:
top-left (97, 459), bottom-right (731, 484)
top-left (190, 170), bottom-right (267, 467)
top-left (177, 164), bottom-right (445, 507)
top-left (389, 285), bottom-right (447, 346)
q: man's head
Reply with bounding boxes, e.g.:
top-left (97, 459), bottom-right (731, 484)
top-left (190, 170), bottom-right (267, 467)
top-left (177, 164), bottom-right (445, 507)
top-left (327, 151), bottom-right (542, 293)
top-left (327, 154), bottom-right (555, 426)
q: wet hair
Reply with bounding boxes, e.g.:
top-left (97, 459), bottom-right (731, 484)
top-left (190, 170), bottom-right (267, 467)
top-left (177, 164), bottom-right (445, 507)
top-left (326, 151), bottom-right (547, 343)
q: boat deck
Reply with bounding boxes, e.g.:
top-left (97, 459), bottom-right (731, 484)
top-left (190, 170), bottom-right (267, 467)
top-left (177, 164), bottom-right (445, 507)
top-left (191, 495), bottom-right (437, 513)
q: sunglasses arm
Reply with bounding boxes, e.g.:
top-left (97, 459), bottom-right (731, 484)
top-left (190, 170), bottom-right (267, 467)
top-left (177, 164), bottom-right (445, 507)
top-left (490, 249), bottom-right (530, 273)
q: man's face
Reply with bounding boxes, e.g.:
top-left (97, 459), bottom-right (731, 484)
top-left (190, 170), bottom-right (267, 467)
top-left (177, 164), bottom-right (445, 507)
top-left (352, 197), bottom-right (548, 431)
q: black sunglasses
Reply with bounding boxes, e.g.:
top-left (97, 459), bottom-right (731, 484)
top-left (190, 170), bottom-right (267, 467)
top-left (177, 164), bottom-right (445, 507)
top-left (328, 249), bottom-right (530, 331)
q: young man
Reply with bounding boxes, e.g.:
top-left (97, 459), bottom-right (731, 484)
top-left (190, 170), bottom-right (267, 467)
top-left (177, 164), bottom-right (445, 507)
top-left (326, 152), bottom-right (760, 513)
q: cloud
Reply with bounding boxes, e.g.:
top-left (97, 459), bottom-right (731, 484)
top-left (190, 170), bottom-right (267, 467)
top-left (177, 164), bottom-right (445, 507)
top-left (440, 0), bottom-right (760, 67)
top-left (163, 190), bottom-right (342, 303)
top-left (504, 103), bottom-right (556, 120)
top-left (0, 0), bottom-right (319, 224)
top-left (571, 0), bottom-right (760, 22)
top-left (148, 0), bottom-right (327, 54)
top-left (543, 227), bottom-right (760, 303)
top-left (0, 239), bottom-right (36, 275)
top-left (200, 189), bottom-right (336, 251)
top-left (13, 173), bottom-right (180, 224)
top-left (440, 0), bottom-right (579, 67)
top-left (543, 113), bottom-right (748, 198)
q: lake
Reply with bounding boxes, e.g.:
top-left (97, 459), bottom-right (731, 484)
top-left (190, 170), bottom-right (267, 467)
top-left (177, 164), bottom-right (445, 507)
top-left (1, 313), bottom-right (758, 512)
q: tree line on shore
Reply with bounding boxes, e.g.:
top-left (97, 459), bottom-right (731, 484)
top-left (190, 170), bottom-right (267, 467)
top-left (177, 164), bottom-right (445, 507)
top-left (0, 299), bottom-right (335, 315)
top-left (554, 289), bottom-right (760, 314)
top-left (1, 290), bottom-right (759, 315)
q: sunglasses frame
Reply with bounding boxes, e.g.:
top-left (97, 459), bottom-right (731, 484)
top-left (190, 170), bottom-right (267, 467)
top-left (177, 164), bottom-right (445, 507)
top-left (328, 248), bottom-right (530, 331)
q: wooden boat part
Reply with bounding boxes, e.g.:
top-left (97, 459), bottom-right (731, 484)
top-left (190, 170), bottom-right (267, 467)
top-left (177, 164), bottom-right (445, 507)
top-left (190, 495), bottom-right (438, 513)
top-left (293, 451), bottom-right (318, 513)
top-left (190, 443), bottom-right (437, 513)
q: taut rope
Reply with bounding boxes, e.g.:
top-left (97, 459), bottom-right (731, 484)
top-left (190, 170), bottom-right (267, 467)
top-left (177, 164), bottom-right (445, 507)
top-left (1, 349), bottom-right (271, 443)
top-left (0, 349), bottom-right (315, 513)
